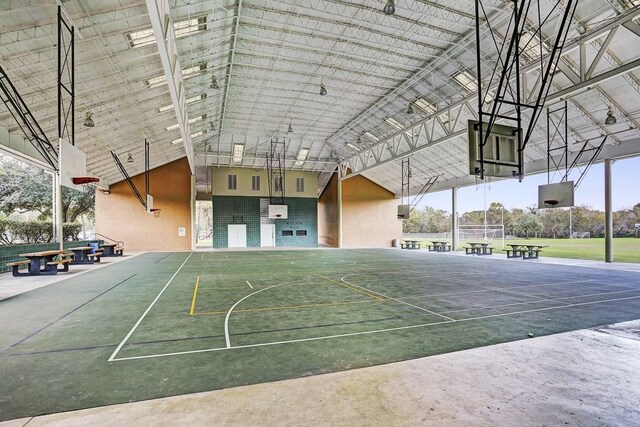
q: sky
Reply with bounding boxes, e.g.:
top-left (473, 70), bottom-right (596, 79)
top-left (415, 156), bottom-right (640, 214)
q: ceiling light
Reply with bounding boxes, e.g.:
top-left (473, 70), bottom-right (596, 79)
top-left (383, 0), bottom-right (395, 15)
top-left (83, 112), bottom-right (94, 128)
top-left (319, 81), bottom-right (327, 96)
top-left (209, 121), bottom-right (215, 131)
top-left (356, 135), bottom-right (362, 144)
top-left (406, 103), bottom-right (414, 114)
top-left (126, 152), bottom-right (134, 163)
top-left (210, 74), bottom-right (219, 89)
top-left (363, 132), bottom-right (379, 142)
top-left (346, 143), bottom-right (359, 151)
top-left (288, 121), bottom-right (293, 133)
top-left (605, 109), bottom-right (617, 125)
top-left (232, 143), bottom-right (244, 163)
top-left (171, 138), bottom-right (183, 145)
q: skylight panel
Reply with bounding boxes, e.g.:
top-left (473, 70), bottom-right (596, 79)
top-left (454, 71), bottom-right (478, 92)
top-left (294, 148), bottom-right (310, 166)
top-left (385, 117), bottom-right (404, 130)
top-left (127, 17), bottom-right (206, 48)
top-left (519, 31), bottom-right (548, 61)
top-left (159, 94), bottom-right (206, 112)
top-left (413, 97), bottom-right (436, 115)
top-left (232, 143), bottom-right (244, 163)
top-left (362, 132), bottom-right (379, 142)
top-left (166, 115), bottom-right (205, 131)
top-left (146, 64), bottom-right (206, 88)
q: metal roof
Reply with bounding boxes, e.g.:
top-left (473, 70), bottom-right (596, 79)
top-left (0, 0), bottom-right (639, 196)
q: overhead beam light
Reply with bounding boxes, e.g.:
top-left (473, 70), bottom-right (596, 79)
top-left (232, 143), bottom-right (244, 163)
top-left (210, 73), bottom-right (219, 89)
top-left (126, 152), bottom-right (134, 163)
top-left (319, 81), bottom-right (327, 96)
top-left (605, 109), bottom-right (617, 125)
top-left (83, 112), bottom-right (94, 128)
top-left (406, 103), bottom-right (414, 114)
top-left (383, 0), bottom-right (395, 15)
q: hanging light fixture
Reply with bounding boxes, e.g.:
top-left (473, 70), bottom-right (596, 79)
top-left (319, 81), bottom-right (327, 96)
top-left (383, 0), bottom-right (395, 15)
top-left (604, 109), bottom-right (617, 125)
top-left (126, 152), bottom-right (134, 163)
top-left (288, 121), bottom-right (293, 133)
top-left (406, 102), bottom-right (414, 114)
top-left (209, 121), bottom-right (215, 131)
top-left (356, 135), bottom-right (362, 144)
top-left (83, 112), bottom-right (95, 128)
top-left (209, 73), bottom-right (219, 89)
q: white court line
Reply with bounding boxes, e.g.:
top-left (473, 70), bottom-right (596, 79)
top-left (340, 275), bottom-right (455, 321)
top-left (224, 281), bottom-right (294, 348)
top-left (110, 293), bottom-right (640, 362)
top-left (107, 252), bottom-right (194, 362)
top-left (246, 280), bottom-right (253, 289)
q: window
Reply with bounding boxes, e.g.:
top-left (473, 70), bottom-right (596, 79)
top-left (453, 71), bottom-right (478, 92)
top-left (296, 230), bottom-right (307, 237)
top-left (127, 16), bottom-right (206, 48)
top-left (252, 176), bottom-right (260, 191)
top-left (282, 230), bottom-right (293, 237)
top-left (413, 97), bottom-right (436, 115)
top-left (296, 177), bottom-right (304, 192)
top-left (274, 176), bottom-right (283, 192)
top-left (228, 174), bottom-right (237, 190)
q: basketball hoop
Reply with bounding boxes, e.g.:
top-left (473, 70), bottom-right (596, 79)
top-left (275, 214), bottom-right (282, 218)
top-left (544, 199), bottom-right (559, 208)
top-left (72, 177), bottom-right (100, 195)
top-left (150, 208), bottom-right (161, 218)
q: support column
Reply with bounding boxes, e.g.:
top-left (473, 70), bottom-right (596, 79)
top-left (337, 177), bottom-right (343, 248)
top-left (604, 159), bottom-right (613, 263)
top-left (53, 171), bottom-right (63, 250)
top-left (190, 174), bottom-right (196, 251)
top-left (451, 187), bottom-right (458, 251)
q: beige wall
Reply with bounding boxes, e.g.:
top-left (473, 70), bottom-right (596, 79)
top-left (210, 167), bottom-right (317, 198)
top-left (342, 175), bottom-right (402, 248)
top-left (317, 173), bottom-right (339, 247)
top-left (95, 158), bottom-right (192, 252)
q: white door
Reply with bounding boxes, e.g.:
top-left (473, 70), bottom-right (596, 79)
top-left (228, 224), bottom-right (247, 248)
top-left (260, 224), bottom-right (275, 247)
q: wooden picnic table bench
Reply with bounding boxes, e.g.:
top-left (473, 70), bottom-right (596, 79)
top-left (9, 249), bottom-right (69, 276)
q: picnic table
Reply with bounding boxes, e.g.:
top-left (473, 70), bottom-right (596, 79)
top-left (504, 243), bottom-right (548, 259)
top-left (401, 240), bottom-right (421, 250)
top-left (464, 242), bottom-right (493, 256)
top-left (428, 241), bottom-right (451, 252)
top-left (9, 250), bottom-right (71, 277)
top-left (68, 246), bottom-right (99, 264)
top-left (100, 243), bottom-right (123, 257)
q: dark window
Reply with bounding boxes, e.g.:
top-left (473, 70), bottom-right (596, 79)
top-left (274, 176), bottom-right (283, 192)
top-left (228, 174), bottom-right (237, 190)
top-left (252, 175), bottom-right (260, 191)
top-left (296, 230), bottom-right (307, 236)
top-left (282, 230), bottom-right (293, 237)
top-left (296, 177), bottom-right (304, 192)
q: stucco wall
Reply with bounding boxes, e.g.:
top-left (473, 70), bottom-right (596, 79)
top-left (210, 167), bottom-right (318, 198)
top-left (95, 158), bottom-right (192, 252)
top-left (317, 173), bottom-right (339, 247)
top-left (342, 175), bottom-right (402, 248)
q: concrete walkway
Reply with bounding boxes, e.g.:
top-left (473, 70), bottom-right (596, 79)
top-left (2, 321), bottom-right (638, 426)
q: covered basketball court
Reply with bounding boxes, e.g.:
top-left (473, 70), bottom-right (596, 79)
top-left (1, 0), bottom-right (640, 424)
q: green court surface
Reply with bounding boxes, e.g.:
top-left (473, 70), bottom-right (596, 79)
top-left (2, 249), bottom-right (640, 420)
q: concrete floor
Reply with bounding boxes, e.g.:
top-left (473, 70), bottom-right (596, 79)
top-left (1, 252), bottom-right (639, 426)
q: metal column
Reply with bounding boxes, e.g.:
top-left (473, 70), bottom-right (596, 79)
top-left (604, 159), bottom-right (613, 262)
top-left (337, 176), bottom-right (343, 249)
top-left (451, 187), bottom-right (458, 251)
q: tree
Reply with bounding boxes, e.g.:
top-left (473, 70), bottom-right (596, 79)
top-left (513, 213), bottom-right (543, 238)
top-left (0, 155), bottom-right (94, 222)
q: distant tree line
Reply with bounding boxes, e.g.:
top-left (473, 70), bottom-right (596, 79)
top-left (403, 202), bottom-right (640, 238)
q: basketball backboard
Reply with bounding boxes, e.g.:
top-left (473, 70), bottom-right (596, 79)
top-left (468, 120), bottom-right (520, 178)
top-left (538, 181), bottom-right (575, 209)
top-left (59, 138), bottom-right (87, 191)
top-left (268, 204), bottom-right (288, 219)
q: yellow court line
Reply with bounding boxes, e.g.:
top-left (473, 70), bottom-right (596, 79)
top-left (189, 276), bottom-right (200, 316)
top-left (192, 299), bottom-right (386, 316)
top-left (312, 272), bottom-right (384, 301)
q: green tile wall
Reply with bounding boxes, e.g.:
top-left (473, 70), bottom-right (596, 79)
top-left (212, 196), bottom-right (261, 248)
top-left (0, 240), bottom-right (103, 274)
top-left (275, 198), bottom-right (318, 247)
top-left (212, 196), bottom-right (317, 248)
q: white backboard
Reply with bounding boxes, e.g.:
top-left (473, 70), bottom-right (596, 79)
top-left (538, 181), bottom-right (575, 209)
top-left (268, 204), bottom-right (288, 219)
top-left (59, 138), bottom-right (87, 191)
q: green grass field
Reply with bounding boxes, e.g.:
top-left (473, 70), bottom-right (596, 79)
top-left (413, 238), bottom-right (640, 263)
